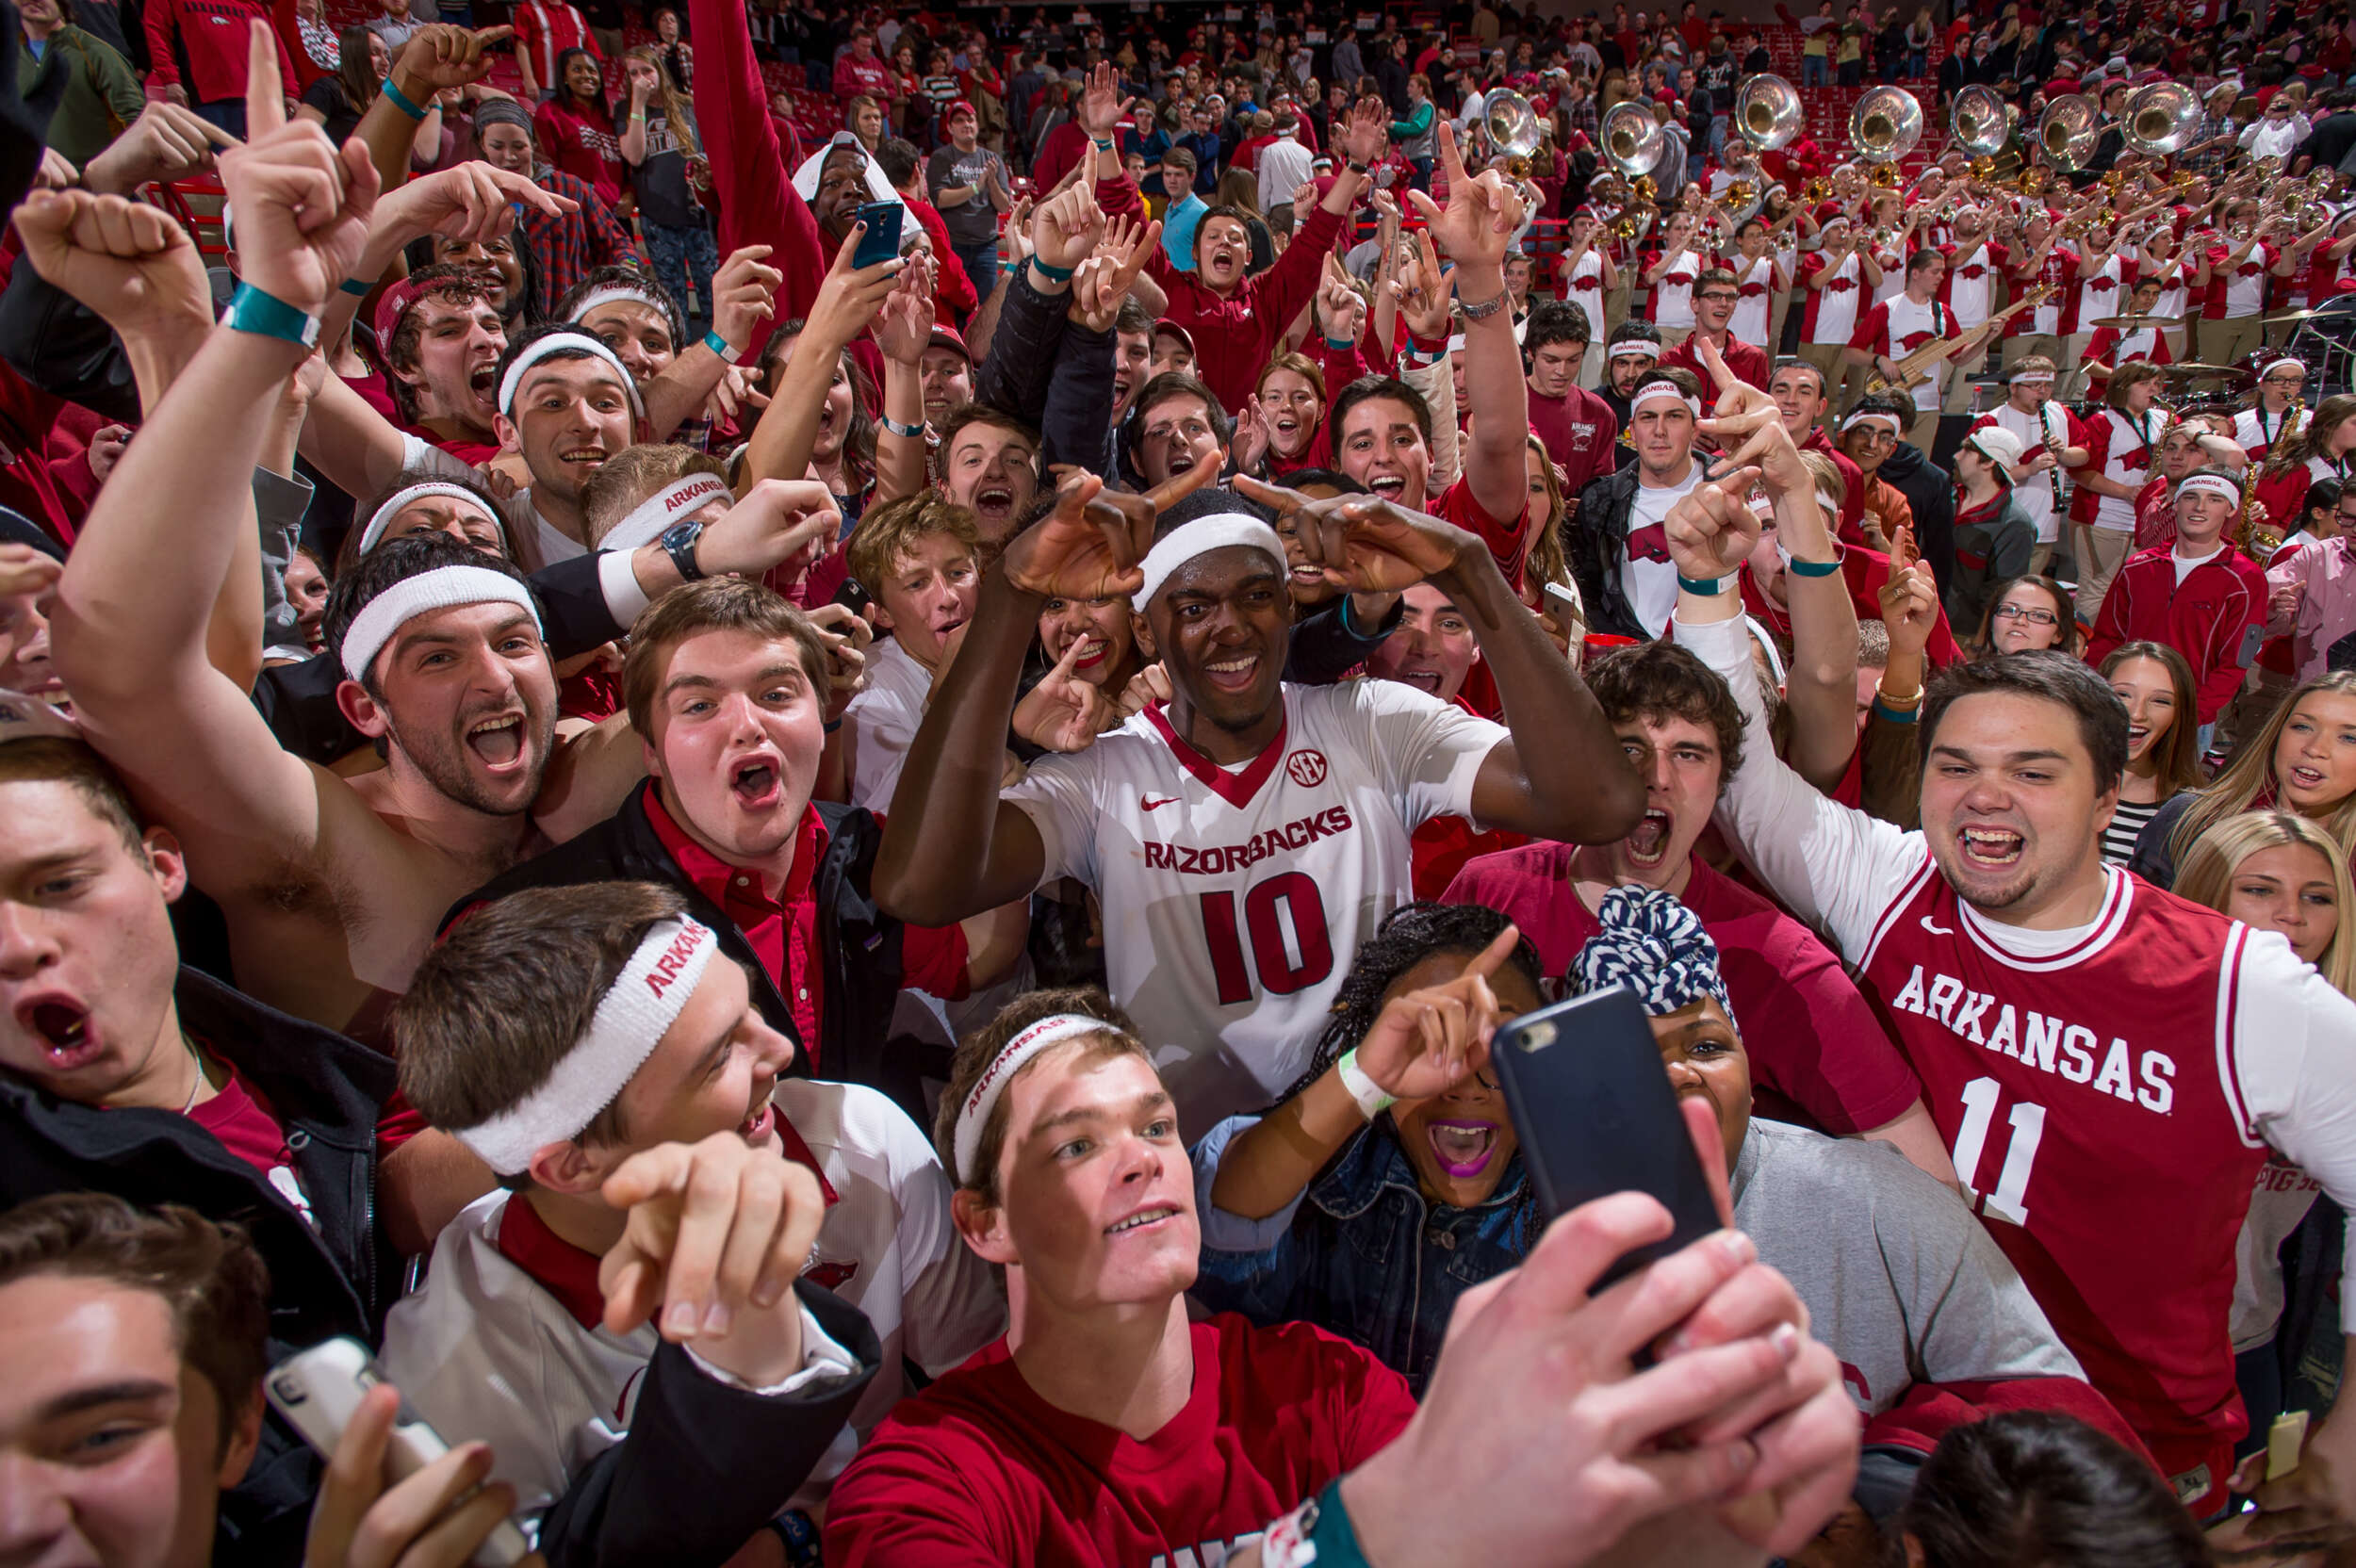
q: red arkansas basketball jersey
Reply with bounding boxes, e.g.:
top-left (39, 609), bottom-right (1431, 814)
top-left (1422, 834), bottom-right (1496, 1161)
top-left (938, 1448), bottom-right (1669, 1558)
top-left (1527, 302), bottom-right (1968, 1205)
top-left (1005, 681), bottom-right (1506, 1134)
top-left (1856, 858), bottom-right (2266, 1494)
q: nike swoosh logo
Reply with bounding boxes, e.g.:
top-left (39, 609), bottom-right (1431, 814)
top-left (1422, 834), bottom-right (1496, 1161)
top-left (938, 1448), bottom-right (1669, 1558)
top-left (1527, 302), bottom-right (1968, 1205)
top-left (1921, 916), bottom-right (1954, 936)
top-left (1141, 795), bottom-right (1181, 811)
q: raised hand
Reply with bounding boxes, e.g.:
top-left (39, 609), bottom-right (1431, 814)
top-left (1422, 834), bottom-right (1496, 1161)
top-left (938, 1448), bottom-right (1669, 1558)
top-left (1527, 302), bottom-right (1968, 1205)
top-left (1029, 177), bottom-right (1107, 276)
top-left (1234, 475), bottom-right (1475, 593)
top-left (1317, 270), bottom-right (1366, 344)
top-left (1076, 59), bottom-right (1133, 139)
top-left (1877, 560), bottom-right (1939, 662)
top-left (219, 21), bottom-right (380, 319)
top-left (804, 601), bottom-right (873, 722)
top-left (709, 244), bottom-right (783, 355)
top-left (695, 478), bottom-right (842, 582)
top-left (999, 471), bottom-right (1155, 601)
top-left (375, 159), bottom-right (572, 248)
top-left (873, 253), bottom-right (936, 364)
top-left (799, 230), bottom-right (905, 355)
top-left (13, 190), bottom-right (211, 343)
top-left (1337, 94), bottom-right (1386, 169)
top-left (79, 100), bottom-right (239, 197)
top-left (1388, 227), bottom-right (1455, 342)
top-left (1661, 462), bottom-right (1767, 584)
top-left (1117, 660), bottom-right (1172, 718)
top-left (1409, 121), bottom-right (1524, 275)
top-left (597, 1132), bottom-right (828, 1387)
top-left (1229, 394), bottom-right (1271, 477)
top-left (394, 23), bottom-right (512, 92)
top-left (1013, 633), bottom-right (1117, 752)
top-left (1691, 335), bottom-right (1808, 494)
top-left (1354, 923), bottom-right (1519, 1101)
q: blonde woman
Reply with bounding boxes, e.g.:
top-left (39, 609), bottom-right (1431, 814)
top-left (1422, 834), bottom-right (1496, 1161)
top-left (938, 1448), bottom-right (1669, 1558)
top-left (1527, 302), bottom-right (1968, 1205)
top-left (617, 47), bottom-right (715, 334)
top-left (2135, 671), bottom-right (2356, 889)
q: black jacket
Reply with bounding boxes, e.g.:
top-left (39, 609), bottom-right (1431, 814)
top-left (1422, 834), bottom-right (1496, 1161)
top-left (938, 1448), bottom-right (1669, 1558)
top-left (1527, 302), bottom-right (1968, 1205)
top-left (538, 1287), bottom-right (881, 1568)
top-left (1874, 441), bottom-right (1956, 596)
top-left (977, 263), bottom-right (1116, 477)
top-left (1566, 463), bottom-right (1652, 640)
top-left (0, 967), bottom-right (401, 1565)
top-left (448, 781), bottom-right (943, 1124)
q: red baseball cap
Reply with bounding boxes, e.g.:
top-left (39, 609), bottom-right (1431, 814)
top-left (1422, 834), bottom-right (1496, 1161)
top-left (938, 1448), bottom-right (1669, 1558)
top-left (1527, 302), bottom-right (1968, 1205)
top-left (946, 99), bottom-right (977, 122)
top-left (927, 323), bottom-right (972, 362)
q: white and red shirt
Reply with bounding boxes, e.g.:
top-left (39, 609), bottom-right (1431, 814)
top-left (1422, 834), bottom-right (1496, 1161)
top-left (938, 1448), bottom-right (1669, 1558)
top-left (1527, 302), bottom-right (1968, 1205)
top-left (2074, 406), bottom-right (2168, 532)
top-left (1677, 610), bottom-right (2356, 1504)
top-left (2204, 241), bottom-right (2278, 320)
top-left (2008, 246), bottom-right (2077, 337)
top-left (2066, 252), bottom-right (2136, 336)
top-left (1729, 253), bottom-right (1779, 349)
top-left (2234, 401), bottom-right (2304, 462)
top-left (825, 1316), bottom-right (1417, 1566)
top-left (1851, 293), bottom-right (1955, 412)
top-left (2150, 256), bottom-right (2193, 331)
top-left (1941, 239), bottom-right (2009, 331)
top-left (1005, 680), bottom-right (1507, 1132)
top-left (514, 0), bottom-right (599, 89)
top-left (1646, 245), bottom-right (1707, 328)
top-left (378, 1080), bottom-right (1004, 1526)
top-left (2083, 322), bottom-right (2174, 398)
top-left (1973, 400), bottom-right (2086, 545)
top-left (1564, 250), bottom-right (1609, 350)
top-left (1803, 251), bottom-right (1867, 346)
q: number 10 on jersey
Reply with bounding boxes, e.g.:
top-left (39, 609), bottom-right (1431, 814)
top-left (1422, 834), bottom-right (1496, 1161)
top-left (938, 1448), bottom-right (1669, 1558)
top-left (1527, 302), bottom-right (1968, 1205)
top-left (1201, 874), bottom-right (1335, 1005)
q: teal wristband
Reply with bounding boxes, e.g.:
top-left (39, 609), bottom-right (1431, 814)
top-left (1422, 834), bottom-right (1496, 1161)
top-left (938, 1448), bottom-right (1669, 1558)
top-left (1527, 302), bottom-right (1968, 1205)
top-left (1001, 259), bottom-right (1021, 274)
top-left (702, 328), bottom-right (742, 364)
top-left (1677, 572), bottom-right (1732, 596)
top-left (1092, 136), bottom-right (1116, 151)
top-left (338, 276), bottom-right (374, 298)
top-left (1306, 1479), bottom-right (1372, 1568)
top-left (1872, 698), bottom-right (1921, 724)
top-left (380, 76), bottom-right (428, 121)
top-left (1324, 335), bottom-right (1356, 351)
top-left (1029, 257), bottom-right (1075, 282)
top-left (227, 282), bottom-right (320, 349)
top-left (878, 414), bottom-right (923, 438)
top-left (1787, 556), bottom-right (1841, 577)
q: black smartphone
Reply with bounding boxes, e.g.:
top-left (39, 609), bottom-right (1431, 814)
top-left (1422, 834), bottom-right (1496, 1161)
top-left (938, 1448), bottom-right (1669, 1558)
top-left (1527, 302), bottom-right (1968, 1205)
top-left (831, 575), bottom-right (872, 617)
top-left (848, 201), bottom-right (906, 270)
top-left (1490, 985), bottom-right (1723, 1291)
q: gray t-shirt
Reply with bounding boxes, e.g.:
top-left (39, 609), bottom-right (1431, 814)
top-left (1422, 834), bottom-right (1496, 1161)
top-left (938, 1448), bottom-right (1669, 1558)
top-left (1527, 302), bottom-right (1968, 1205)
top-left (1733, 1118), bottom-right (2085, 1414)
top-left (926, 145), bottom-right (1006, 249)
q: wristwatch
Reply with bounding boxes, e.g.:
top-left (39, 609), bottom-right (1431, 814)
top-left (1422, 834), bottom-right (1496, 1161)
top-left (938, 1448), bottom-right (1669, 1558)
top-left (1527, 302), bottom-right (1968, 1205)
top-left (660, 517), bottom-right (709, 581)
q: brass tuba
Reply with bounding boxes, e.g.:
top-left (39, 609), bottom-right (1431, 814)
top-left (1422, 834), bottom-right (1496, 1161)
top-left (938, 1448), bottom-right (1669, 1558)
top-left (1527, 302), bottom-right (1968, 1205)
top-left (1481, 87), bottom-right (1544, 173)
top-left (1734, 73), bottom-right (1804, 151)
top-left (2037, 92), bottom-right (2101, 172)
top-left (1849, 85), bottom-right (1923, 171)
top-left (2121, 80), bottom-right (2201, 156)
top-left (1602, 100), bottom-right (1664, 177)
top-left (1949, 84), bottom-right (2009, 158)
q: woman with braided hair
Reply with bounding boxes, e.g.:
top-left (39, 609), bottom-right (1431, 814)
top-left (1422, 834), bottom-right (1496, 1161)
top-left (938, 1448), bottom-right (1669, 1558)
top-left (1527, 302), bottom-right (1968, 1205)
top-left (1193, 890), bottom-right (2117, 1499)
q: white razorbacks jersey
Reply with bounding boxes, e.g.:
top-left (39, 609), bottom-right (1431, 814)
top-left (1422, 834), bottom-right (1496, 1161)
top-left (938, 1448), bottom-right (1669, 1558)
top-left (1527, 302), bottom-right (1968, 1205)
top-left (1977, 401), bottom-right (2071, 544)
top-left (1006, 680), bottom-right (1505, 1132)
top-left (1731, 253), bottom-right (1776, 348)
top-left (1948, 241), bottom-right (2000, 327)
top-left (2234, 404), bottom-right (2303, 461)
top-left (377, 1080), bottom-right (1004, 1528)
top-left (1566, 253), bottom-right (1607, 345)
top-left (1881, 294), bottom-right (1952, 412)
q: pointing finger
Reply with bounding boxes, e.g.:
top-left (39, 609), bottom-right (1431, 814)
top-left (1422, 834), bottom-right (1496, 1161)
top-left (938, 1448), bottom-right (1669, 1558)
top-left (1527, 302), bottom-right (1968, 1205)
top-left (245, 20), bottom-right (285, 137)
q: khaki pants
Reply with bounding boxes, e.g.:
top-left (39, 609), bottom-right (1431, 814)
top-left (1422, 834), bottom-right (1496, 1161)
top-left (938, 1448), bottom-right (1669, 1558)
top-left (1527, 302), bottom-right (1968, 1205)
top-left (1657, 324), bottom-right (1693, 350)
top-left (1579, 339), bottom-right (1605, 391)
top-left (2204, 313), bottom-right (2264, 371)
top-left (1941, 346), bottom-right (1991, 414)
top-left (2163, 326), bottom-right (2189, 363)
top-left (2072, 523), bottom-right (2134, 624)
top-left (1799, 340), bottom-right (1853, 430)
top-left (1902, 401), bottom-right (1939, 452)
top-left (2058, 332), bottom-right (2095, 400)
top-left (2006, 332), bottom-right (2063, 370)
top-left (2028, 541), bottom-right (2056, 577)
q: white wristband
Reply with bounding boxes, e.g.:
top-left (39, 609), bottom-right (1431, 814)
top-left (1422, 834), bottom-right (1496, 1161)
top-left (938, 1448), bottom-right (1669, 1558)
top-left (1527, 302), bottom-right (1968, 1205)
top-left (1336, 1048), bottom-right (1397, 1120)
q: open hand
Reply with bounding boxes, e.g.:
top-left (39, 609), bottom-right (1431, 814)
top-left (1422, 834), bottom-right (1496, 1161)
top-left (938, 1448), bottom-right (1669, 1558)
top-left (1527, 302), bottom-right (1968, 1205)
top-left (1354, 923), bottom-right (1518, 1100)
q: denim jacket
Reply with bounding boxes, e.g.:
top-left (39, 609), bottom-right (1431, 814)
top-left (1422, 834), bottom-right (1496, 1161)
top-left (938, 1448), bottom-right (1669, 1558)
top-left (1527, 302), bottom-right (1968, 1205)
top-left (1189, 1113), bottom-right (1537, 1394)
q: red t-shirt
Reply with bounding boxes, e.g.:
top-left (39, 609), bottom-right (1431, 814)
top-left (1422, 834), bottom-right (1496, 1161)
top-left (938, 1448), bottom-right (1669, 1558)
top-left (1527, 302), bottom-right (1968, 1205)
top-left (1658, 332), bottom-right (1771, 392)
top-left (824, 1315), bottom-right (1416, 1566)
top-left (1432, 472), bottom-right (1530, 596)
top-left (513, 0), bottom-right (599, 89)
top-left (1524, 384), bottom-right (1619, 500)
top-left (643, 790), bottom-right (969, 1065)
top-left (1442, 848), bottom-right (1924, 1134)
top-left (535, 99), bottom-right (625, 210)
top-left (188, 1057), bottom-right (310, 1217)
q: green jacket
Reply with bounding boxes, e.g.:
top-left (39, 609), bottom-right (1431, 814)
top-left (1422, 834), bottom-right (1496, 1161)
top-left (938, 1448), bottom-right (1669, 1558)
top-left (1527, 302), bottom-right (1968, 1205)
top-left (21, 24), bottom-right (144, 168)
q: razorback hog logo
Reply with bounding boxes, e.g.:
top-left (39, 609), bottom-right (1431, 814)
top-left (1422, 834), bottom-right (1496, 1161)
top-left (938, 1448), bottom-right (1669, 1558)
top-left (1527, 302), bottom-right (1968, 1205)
top-left (642, 923), bottom-right (711, 999)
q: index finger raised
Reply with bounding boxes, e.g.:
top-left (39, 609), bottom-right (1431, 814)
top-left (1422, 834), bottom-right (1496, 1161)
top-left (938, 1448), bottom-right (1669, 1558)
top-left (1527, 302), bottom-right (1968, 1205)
top-left (244, 20), bottom-right (285, 137)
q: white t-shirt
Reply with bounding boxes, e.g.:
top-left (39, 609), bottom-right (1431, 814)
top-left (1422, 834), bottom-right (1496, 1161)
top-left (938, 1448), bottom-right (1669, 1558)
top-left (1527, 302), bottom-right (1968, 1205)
top-left (1005, 680), bottom-right (1506, 1131)
top-left (842, 636), bottom-right (935, 812)
top-left (378, 1079), bottom-right (1004, 1526)
top-left (1622, 466), bottom-right (1704, 636)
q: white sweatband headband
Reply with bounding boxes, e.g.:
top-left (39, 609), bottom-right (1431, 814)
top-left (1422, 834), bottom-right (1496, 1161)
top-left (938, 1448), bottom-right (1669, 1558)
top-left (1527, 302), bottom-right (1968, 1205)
top-left (601, 474), bottom-right (735, 551)
top-left (1629, 382), bottom-right (1700, 417)
top-left (2178, 472), bottom-right (2243, 507)
top-left (1135, 513), bottom-right (1287, 605)
top-left (2262, 357), bottom-right (2306, 379)
top-left (1612, 337), bottom-right (1663, 361)
top-left (356, 482), bottom-right (497, 555)
top-left (455, 917), bottom-right (720, 1173)
top-left (338, 565), bottom-right (543, 682)
top-left (951, 1012), bottom-right (1115, 1184)
top-left (569, 284), bottom-right (673, 327)
top-left (496, 332), bottom-right (644, 418)
top-left (1841, 409), bottom-right (1905, 435)
top-left (2007, 367), bottom-right (2056, 385)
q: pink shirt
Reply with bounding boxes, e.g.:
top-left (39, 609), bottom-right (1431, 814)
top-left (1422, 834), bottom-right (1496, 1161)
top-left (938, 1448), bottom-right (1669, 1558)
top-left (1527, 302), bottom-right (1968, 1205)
top-left (2266, 535), bottom-right (2356, 682)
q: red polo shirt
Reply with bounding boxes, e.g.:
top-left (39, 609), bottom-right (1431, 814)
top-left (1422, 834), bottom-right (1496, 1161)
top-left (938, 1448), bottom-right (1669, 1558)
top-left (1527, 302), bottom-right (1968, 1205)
top-left (644, 791), bottom-right (970, 1067)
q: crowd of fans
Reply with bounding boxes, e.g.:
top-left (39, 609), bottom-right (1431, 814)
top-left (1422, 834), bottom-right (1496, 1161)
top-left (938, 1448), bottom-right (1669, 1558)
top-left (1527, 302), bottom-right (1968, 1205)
top-left (8, 0), bottom-right (2356, 1564)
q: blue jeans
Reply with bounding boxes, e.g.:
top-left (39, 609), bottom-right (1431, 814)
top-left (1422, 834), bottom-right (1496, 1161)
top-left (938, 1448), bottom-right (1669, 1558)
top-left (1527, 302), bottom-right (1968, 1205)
top-left (954, 237), bottom-right (1001, 308)
top-left (643, 220), bottom-right (719, 336)
top-left (193, 99), bottom-right (246, 139)
top-left (1906, 48), bottom-right (1926, 78)
top-left (1411, 155), bottom-right (1434, 192)
top-left (1803, 54), bottom-right (1828, 86)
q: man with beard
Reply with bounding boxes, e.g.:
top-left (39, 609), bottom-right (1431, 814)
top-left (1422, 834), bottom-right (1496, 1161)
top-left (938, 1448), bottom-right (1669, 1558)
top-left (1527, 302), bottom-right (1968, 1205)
top-left (872, 475), bottom-right (1642, 1133)
top-left (1597, 321), bottom-right (1663, 472)
top-left (1442, 640), bottom-right (1953, 1180)
top-left (1661, 372), bottom-right (2356, 1521)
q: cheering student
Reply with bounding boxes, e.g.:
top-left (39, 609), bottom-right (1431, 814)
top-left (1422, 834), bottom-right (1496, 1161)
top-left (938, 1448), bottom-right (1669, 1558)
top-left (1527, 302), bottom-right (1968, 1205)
top-left (1659, 362), bottom-right (2356, 1518)
top-left (1660, 267), bottom-right (1772, 391)
top-left (824, 987), bottom-right (1859, 1564)
top-left (2097, 643), bottom-right (2208, 868)
top-left (2130, 670), bottom-right (2356, 890)
top-left (874, 470), bottom-right (1641, 1135)
top-left (2085, 466), bottom-right (2269, 732)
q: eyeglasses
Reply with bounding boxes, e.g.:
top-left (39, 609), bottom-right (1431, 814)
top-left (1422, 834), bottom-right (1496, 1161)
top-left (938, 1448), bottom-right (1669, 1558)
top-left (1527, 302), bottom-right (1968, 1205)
top-left (1991, 604), bottom-right (2059, 626)
top-left (1697, 290), bottom-right (1739, 302)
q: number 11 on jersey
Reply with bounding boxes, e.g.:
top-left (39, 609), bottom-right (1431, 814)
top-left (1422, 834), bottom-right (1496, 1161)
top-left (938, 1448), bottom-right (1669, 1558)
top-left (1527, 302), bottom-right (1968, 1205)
top-left (1951, 1076), bottom-right (2047, 1226)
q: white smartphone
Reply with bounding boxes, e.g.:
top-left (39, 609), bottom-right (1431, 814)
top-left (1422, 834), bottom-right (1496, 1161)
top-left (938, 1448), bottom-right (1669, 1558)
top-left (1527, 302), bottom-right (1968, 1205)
top-left (1542, 579), bottom-right (1586, 631)
top-left (266, 1337), bottom-right (532, 1568)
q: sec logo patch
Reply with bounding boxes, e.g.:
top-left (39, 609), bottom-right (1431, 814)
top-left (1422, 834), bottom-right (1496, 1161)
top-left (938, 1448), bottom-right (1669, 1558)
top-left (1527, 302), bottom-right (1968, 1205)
top-left (1285, 750), bottom-right (1328, 788)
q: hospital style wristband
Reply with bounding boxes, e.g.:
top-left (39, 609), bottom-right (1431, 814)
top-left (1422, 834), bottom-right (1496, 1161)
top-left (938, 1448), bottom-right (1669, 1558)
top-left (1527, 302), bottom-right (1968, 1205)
top-left (226, 282), bottom-right (321, 349)
top-left (1335, 1048), bottom-right (1397, 1120)
top-left (1786, 555), bottom-right (1841, 578)
top-left (1261, 1479), bottom-right (1373, 1568)
top-left (1677, 572), bottom-right (1733, 596)
top-left (380, 76), bottom-right (428, 121)
top-left (338, 276), bottom-right (374, 297)
top-left (1028, 257), bottom-right (1075, 282)
top-left (878, 414), bottom-right (923, 438)
top-left (702, 328), bottom-right (743, 364)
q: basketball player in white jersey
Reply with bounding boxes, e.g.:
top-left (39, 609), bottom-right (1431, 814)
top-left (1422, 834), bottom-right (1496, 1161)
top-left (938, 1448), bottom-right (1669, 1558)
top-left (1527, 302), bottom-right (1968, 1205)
top-left (873, 476), bottom-right (1644, 1133)
top-left (1653, 363), bottom-right (2356, 1521)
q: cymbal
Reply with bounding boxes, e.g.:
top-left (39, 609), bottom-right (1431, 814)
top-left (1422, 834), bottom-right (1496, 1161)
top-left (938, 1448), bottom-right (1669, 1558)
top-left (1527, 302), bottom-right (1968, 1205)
top-left (2089, 314), bottom-right (2174, 329)
top-left (2160, 362), bottom-right (2256, 379)
top-left (2263, 309), bottom-right (2328, 325)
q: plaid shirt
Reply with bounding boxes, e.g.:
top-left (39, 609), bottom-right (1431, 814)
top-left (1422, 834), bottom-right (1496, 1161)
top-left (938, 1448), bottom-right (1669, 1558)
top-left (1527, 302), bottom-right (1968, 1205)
top-left (523, 167), bottom-right (643, 315)
top-left (2182, 111), bottom-right (2240, 178)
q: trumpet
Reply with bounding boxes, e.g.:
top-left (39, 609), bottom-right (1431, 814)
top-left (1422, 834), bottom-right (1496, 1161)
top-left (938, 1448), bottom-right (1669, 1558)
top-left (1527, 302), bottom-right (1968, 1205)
top-left (1802, 176), bottom-right (1833, 203)
top-left (1725, 178), bottom-right (1759, 208)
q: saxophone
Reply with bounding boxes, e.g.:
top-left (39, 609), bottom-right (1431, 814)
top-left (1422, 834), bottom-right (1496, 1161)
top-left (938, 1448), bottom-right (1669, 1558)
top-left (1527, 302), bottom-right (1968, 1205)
top-left (2239, 474), bottom-right (2283, 563)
